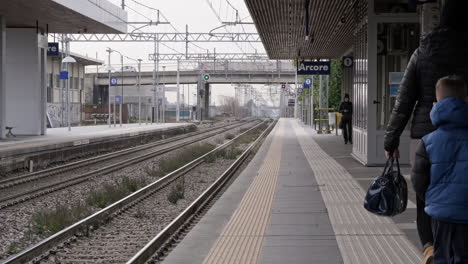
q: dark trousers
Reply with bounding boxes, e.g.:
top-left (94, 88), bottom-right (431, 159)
top-left (417, 195), bottom-right (434, 248)
top-left (341, 119), bottom-right (352, 143)
top-left (432, 219), bottom-right (468, 264)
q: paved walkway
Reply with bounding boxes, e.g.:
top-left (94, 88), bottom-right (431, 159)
top-left (0, 123), bottom-right (191, 155)
top-left (163, 119), bottom-right (422, 264)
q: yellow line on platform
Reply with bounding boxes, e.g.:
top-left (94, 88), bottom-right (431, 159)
top-left (203, 120), bottom-right (284, 264)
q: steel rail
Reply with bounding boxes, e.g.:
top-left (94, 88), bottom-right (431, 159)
top-left (0, 121), bottom-right (243, 190)
top-left (127, 120), bottom-right (276, 264)
top-left (2, 120), bottom-right (269, 264)
top-left (0, 121), bottom-right (257, 209)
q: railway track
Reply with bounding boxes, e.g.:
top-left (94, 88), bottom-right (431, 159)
top-left (2, 119), bottom-right (275, 264)
top-left (0, 120), bottom-right (257, 210)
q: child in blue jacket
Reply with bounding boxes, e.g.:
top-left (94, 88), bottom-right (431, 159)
top-left (411, 75), bottom-right (468, 264)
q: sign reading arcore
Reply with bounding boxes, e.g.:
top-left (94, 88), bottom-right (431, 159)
top-left (297, 61), bottom-right (331, 75)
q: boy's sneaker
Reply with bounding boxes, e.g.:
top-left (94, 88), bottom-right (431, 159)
top-left (422, 246), bottom-right (434, 264)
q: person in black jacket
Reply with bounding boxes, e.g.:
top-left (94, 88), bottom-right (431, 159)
top-left (383, 1), bottom-right (468, 262)
top-left (339, 94), bottom-right (353, 144)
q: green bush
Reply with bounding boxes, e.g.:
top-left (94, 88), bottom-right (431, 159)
top-left (32, 177), bottom-right (147, 235)
top-left (32, 203), bottom-right (91, 235)
top-left (151, 144), bottom-right (216, 178)
top-left (224, 133), bottom-right (235, 140)
top-left (167, 183), bottom-right (185, 204)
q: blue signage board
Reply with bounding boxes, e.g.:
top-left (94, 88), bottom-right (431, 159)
top-left (115, 96), bottom-right (122, 105)
top-left (303, 78), bottom-right (312, 88)
top-left (110, 77), bottom-right (118, 86)
top-left (297, 61), bottom-right (331, 75)
top-left (389, 72), bottom-right (404, 97)
top-left (47, 42), bottom-right (59, 56)
top-left (59, 71), bottom-right (68, 80)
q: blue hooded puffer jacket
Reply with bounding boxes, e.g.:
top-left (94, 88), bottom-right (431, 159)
top-left (424, 97), bottom-right (468, 223)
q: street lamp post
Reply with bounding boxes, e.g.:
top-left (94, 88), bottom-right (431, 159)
top-left (125, 56), bottom-right (142, 126)
top-left (61, 37), bottom-right (76, 132)
top-left (105, 48), bottom-right (114, 128)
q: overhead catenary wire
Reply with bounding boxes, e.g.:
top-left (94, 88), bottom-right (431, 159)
top-left (129, 0), bottom-right (209, 54)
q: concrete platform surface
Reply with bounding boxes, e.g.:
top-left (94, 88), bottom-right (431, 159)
top-left (163, 119), bottom-right (423, 264)
top-left (0, 123), bottom-right (193, 156)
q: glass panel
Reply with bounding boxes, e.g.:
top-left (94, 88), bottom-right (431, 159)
top-left (376, 22), bottom-right (420, 130)
top-left (353, 23), bottom-right (368, 130)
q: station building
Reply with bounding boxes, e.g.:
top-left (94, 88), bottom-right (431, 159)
top-left (47, 51), bottom-right (103, 127)
top-left (246, 0), bottom-right (442, 165)
top-left (0, 0), bottom-right (126, 138)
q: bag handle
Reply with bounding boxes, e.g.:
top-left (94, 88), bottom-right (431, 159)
top-left (381, 156), bottom-right (394, 177)
top-left (394, 157), bottom-right (401, 175)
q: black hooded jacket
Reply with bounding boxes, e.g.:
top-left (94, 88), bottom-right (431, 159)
top-left (384, 28), bottom-right (468, 152)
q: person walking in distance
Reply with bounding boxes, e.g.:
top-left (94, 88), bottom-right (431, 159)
top-left (384, 1), bottom-right (468, 262)
top-left (339, 93), bottom-right (353, 144)
top-left (411, 76), bottom-right (468, 264)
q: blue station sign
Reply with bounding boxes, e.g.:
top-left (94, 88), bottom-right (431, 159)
top-left (59, 71), bottom-right (68, 80)
top-left (297, 61), bottom-right (331, 75)
top-left (47, 42), bottom-right (59, 56)
top-left (303, 78), bottom-right (312, 88)
top-left (110, 77), bottom-right (118, 86)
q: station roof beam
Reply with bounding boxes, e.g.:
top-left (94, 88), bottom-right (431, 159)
top-left (245, 0), bottom-right (358, 59)
top-left (0, 0), bottom-right (127, 33)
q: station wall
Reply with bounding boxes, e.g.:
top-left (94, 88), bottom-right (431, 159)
top-left (5, 28), bottom-right (47, 136)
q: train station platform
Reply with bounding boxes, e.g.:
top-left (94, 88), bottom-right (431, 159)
top-left (0, 123), bottom-right (195, 171)
top-left (164, 118), bottom-right (422, 264)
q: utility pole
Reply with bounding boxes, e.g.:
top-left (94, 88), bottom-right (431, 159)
top-left (162, 65), bottom-right (166, 123)
top-left (176, 58), bottom-right (180, 122)
top-left (106, 48), bottom-right (112, 128)
top-left (152, 33), bottom-right (157, 124)
top-left (137, 59), bottom-right (142, 125)
top-left (65, 35), bottom-right (71, 131)
top-left (121, 0), bottom-right (125, 9)
top-left (120, 54), bottom-right (123, 127)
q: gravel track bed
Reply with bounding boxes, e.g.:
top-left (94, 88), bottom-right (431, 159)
top-left (0, 122), bottom-right (242, 201)
top-left (43, 157), bottom-right (242, 263)
top-left (0, 121), bottom-right (256, 261)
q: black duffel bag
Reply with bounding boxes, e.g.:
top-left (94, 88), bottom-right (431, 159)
top-left (364, 156), bottom-right (408, 216)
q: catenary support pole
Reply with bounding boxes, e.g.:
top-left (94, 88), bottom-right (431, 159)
top-left (294, 68), bottom-right (298, 119)
top-left (0, 16), bottom-right (6, 138)
top-left (120, 55), bottom-right (123, 127)
top-left (138, 59), bottom-right (142, 125)
top-left (107, 49), bottom-right (112, 128)
top-left (152, 33), bottom-right (156, 124)
top-left (66, 37), bottom-right (71, 131)
top-left (176, 58), bottom-right (180, 122)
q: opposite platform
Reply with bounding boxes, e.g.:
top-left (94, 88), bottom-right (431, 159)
top-left (163, 118), bottom-right (422, 264)
top-left (0, 123), bottom-right (195, 170)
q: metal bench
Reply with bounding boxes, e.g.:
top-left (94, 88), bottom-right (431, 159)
top-left (5, 126), bottom-right (15, 137)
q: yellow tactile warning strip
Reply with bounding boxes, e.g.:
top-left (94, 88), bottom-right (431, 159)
top-left (292, 120), bottom-right (422, 264)
top-left (203, 120), bottom-right (284, 264)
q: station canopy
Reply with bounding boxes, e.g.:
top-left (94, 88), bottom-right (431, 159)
top-left (245, 0), bottom-right (359, 60)
top-left (0, 0), bottom-right (127, 33)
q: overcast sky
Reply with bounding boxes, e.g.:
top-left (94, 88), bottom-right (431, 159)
top-left (67, 0), bottom-right (272, 105)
